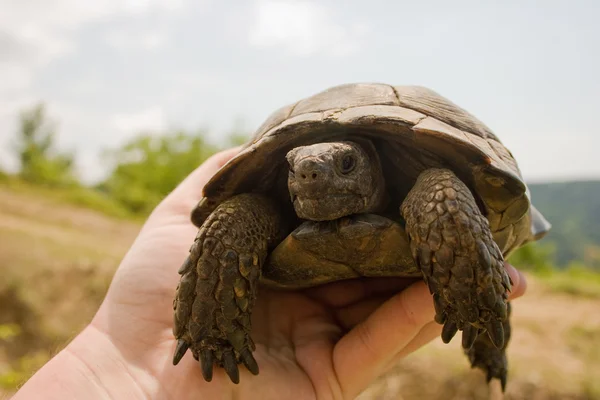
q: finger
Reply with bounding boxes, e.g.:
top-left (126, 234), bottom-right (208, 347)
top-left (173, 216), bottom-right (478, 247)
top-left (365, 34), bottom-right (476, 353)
top-left (334, 295), bottom-right (390, 330)
top-left (388, 321), bottom-right (442, 366)
top-left (151, 146), bottom-right (242, 219)
top-left (505, 262), bottom-right (527, 300)
top-left (333, 281), bottom-right (435, 398)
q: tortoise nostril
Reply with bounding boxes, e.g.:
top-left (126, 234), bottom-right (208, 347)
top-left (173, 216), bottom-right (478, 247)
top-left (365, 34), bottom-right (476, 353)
top-left (300, 172), bottom-right (318, 181)
top-left (300, 172), bottom-right (318, 180)
top-left (296, 159), bottom-right (323, 182)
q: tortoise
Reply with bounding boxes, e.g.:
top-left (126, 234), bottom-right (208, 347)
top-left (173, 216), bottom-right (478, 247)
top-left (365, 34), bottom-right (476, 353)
top-left (171, 83), bottom-right (551, 389)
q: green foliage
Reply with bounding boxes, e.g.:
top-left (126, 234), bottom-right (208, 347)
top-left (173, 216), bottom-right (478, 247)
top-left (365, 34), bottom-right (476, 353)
top-left (508, 242), bottom-right (556, 273)
top-left (99, 130), bottom-right (219, 215)
top-left (14, 103), bottom-right (76, 187)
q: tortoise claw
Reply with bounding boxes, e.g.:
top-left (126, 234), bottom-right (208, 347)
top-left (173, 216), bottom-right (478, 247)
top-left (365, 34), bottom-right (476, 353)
top-left (487, 370), bottom-right (508, 392)
top-left (222, 350), bottom-right (239, 384)
top-left (486, 320), bottom-right (505, 349)
top-left (172, 339), bottom-right (188, 365)
top-left (241, 348), bottom-right (259, 375)
top-left (200, 349), bottom-right (214, 382)
top-left (441, 320), bottom-right (458, 343)
top-left (433, 294), bottom-right (447, 324)
top-left (500, 373), bottom-right (507, 392)
top-left (177, 255), bottom-right (193, 274)
top-left (461, 325), bottom-right (478, 350)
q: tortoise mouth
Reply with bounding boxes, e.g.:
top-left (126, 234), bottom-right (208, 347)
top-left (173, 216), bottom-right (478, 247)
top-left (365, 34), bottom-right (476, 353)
top-left (292, 194), bottom-right (365, 221)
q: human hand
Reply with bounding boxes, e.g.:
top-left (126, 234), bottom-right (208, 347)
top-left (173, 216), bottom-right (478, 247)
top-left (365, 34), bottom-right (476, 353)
top-left (14, 147), bottom-right (527, 400)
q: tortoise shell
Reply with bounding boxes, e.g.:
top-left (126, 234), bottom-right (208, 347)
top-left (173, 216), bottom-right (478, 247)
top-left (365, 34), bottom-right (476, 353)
top-left (192, 83), bottom-right (550, 276)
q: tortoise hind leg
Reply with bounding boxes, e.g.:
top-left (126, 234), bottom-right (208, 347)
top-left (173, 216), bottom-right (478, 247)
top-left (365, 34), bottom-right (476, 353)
top-left (172, 193), bottom-right (283, 383)
top-left (400, 168), bottom-right (512, 388)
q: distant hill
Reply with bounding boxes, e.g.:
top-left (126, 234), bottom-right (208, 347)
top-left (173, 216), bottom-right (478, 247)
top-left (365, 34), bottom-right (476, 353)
top-left (528, 180), bottom-right (600, 268)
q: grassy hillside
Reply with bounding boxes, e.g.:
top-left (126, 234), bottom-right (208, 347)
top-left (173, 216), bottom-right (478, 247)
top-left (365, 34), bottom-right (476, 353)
top-left (529, 180), bottom-right (600, 268)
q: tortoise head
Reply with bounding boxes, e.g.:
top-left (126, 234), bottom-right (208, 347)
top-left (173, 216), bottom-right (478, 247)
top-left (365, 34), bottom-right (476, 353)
top-left (286, 140), bottom-right (387, 221)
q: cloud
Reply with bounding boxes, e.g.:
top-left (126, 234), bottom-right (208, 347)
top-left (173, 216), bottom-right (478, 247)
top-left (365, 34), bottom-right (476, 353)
top-left (248, 0), bottom-right (368, 57)
top-left (0, 0), bottom-right (187, 93)
top-left (140, 32), bottom-right (169, 50)
top-left (111, 107), bottom-right (168, 134)
top-left (121, 0), bottom-right (185, 14)
top-left (0, 63), bottom-right (36, 97)
top-left (105, 30), bottom-right (169, 51)
top-left (0, 0), bottom-right (186, 33)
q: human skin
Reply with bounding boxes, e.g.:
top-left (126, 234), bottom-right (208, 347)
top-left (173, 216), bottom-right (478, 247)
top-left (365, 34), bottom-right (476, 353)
top-left (12, 147), bottom-right (527, 400)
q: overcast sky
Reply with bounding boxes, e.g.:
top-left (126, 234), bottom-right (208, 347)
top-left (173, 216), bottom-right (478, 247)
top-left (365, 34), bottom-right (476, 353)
top-left (0, 0), bottom-right (598, 184)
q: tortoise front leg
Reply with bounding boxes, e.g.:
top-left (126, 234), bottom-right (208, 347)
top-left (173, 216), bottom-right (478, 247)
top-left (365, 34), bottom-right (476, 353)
top-left (172, 193), bottom-right (283, 383)
top-left (400, 168), bottom-right (511, 388)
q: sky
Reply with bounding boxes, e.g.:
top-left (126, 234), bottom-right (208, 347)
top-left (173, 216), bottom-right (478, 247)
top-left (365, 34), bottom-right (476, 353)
top-left (0, 0), bottom-right (598, 184)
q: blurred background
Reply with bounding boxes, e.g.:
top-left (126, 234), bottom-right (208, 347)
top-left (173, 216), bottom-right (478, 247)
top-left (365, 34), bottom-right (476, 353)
top-left (0, 0), bottom-right (598, 399)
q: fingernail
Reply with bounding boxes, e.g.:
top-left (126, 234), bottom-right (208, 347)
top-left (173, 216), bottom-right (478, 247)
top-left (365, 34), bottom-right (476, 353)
top-left (505, 263), bottom-right (527, 297)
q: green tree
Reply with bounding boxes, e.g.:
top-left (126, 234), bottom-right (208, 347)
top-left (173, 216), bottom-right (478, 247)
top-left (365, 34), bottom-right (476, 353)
top-left (15, 103), bottom-right (75, 187)
top-left (99, 130), bottom-right (219, 215)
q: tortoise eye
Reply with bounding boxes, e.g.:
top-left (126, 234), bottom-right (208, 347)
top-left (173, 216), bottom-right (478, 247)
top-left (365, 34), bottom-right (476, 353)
top-left (288, 163), bottom-right (295, 175)
top-left (340, 155), bottom-right (355, 174)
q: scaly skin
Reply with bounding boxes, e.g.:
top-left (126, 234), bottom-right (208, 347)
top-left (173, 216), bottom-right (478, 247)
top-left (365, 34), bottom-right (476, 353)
top-left (172, 193), bottom-right (283, 383)
top-left (400, 168), bottom-right (512, 387)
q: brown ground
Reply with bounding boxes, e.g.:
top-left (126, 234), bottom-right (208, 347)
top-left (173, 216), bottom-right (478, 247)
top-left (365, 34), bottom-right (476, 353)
top-left (0, 187), bottom-right (598, 399)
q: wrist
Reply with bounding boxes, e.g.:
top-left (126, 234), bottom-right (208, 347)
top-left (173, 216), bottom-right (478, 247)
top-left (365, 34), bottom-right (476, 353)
top-left (13, 325), bottom-right (145, 400)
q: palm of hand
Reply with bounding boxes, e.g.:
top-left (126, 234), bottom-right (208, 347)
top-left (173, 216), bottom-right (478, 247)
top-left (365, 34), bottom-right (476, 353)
top-left (87, 149), bottom-right (525, 400)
